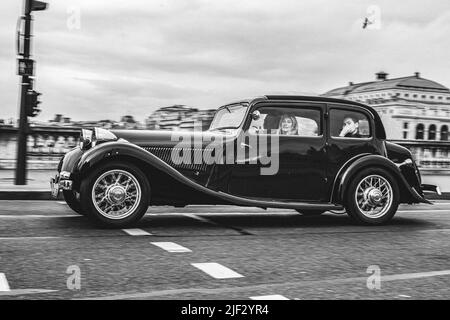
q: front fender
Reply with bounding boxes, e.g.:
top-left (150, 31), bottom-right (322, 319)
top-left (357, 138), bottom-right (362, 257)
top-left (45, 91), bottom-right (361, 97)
top-left (333, 154), bottom-right (431, 205)
top-left (76, 139), bottom-right (167, 175)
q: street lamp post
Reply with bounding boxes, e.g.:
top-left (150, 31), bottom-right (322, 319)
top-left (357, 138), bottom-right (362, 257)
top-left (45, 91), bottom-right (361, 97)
top-left (15, 0), bottom-right (48, 185)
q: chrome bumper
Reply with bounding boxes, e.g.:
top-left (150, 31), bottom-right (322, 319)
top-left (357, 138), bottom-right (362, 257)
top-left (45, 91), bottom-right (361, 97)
top-left (50, 171), bottom-right (73, 198)
top-left (421, 184), bottom-right (442, 195)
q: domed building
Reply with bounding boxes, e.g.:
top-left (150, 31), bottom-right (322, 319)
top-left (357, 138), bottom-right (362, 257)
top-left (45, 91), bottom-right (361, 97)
top-left (323, 72), bottom-right (450, 172)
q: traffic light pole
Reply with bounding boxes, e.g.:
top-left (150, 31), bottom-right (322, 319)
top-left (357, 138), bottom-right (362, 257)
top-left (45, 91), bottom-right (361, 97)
top-left (15, 7), bottom-right (32, 185)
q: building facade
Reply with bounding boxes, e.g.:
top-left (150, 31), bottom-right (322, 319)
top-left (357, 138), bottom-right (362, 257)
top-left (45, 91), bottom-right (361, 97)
top-left (146, 105), bottom-right (199, 130)
top-left (146, 105), bottom-right (215, 131)
top-left (0, 125), bottom-right (80, 169)
top-left (323, 72), bottom-right (450, 171)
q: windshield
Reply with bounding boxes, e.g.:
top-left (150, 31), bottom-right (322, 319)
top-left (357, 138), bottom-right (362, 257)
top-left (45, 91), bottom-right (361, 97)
top-left (209, 104), bottom-right (248, 131)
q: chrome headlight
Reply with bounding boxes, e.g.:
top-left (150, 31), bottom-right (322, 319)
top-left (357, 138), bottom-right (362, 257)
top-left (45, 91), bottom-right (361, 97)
top-left (80, 128), bottom-right (117, 150)
top-left (93, 128), bottom-right (117, 143)
top-left (80, 129), bottom-right (93, 150)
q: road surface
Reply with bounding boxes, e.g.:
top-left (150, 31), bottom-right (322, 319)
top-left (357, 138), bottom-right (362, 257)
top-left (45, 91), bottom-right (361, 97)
top-left (0, 201), bottom-right (449, 300)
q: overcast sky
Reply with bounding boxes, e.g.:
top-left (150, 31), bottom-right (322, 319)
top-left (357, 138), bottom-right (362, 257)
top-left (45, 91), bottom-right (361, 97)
top-left (0, 0), bottom-right (449, 122)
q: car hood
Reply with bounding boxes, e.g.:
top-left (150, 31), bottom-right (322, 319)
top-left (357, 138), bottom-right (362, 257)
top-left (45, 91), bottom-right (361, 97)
top-left (110, 129), bottom-right (236, 148)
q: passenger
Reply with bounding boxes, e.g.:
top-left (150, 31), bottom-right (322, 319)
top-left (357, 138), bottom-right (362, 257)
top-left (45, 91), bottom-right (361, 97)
top-left (339, 115), bottom-right (362, 138)
top-left (278, 114), bottom-right (299, 135)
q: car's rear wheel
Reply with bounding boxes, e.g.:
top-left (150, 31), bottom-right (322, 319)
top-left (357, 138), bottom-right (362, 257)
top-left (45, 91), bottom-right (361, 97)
top-left (80, 161), bottom-right (150, 228)
top-left (345, 168), bottom-right (399, 225)
top-left (62, 190), bottom-right (84, 215)
top-left (295, 209), bottom-right (324, 216)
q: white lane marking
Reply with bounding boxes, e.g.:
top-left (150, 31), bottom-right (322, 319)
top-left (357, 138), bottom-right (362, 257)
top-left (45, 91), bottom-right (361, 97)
top-left (0, 236), bottom-right (61, 240)
top-left (0, 215), bottom-right (79, 219)
top-left (381, 270), bottom-right (450, 281)
top-left (398, 294), bottom-right (411, 298)
top-left (250, 294), bottom-right (289, 300)
top-left (122, 229), bottom-right (152, 236)
top-left (191, 263), bottom-right (244, 279)
top-left (419, 228), bottom-right (450, 233)
top-left (0, 289), bottom-right (58, 296)
top-left (397, 209), bottom-right (450, 213)
top-left (0, 273), bottom-right (10, 291)
top-left (151, 242), bottom-right (192, 253)
top-left (86, 268), bottom-right (450, 300)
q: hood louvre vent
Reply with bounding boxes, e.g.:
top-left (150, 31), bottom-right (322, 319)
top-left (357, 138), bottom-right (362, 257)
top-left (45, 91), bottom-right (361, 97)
top-left (143, 147), bottom-right (214, 172)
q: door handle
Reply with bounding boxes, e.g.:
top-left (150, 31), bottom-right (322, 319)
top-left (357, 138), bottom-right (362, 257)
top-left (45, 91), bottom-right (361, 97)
top-left (240, 142), bottom-right (252, 149)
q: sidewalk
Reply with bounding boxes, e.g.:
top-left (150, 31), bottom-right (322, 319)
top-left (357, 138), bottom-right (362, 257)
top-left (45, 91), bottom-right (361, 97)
top-left (0, 169), bottom-right (62, 200)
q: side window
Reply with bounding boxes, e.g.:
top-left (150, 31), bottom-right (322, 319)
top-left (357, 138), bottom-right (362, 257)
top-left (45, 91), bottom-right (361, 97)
top-left (249, 106), bottom-right (322, 136)
top-left (330, 109), bottom-right (371, 138)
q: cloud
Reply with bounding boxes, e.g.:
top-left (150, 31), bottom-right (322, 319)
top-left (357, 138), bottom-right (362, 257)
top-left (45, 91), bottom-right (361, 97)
top-left (0, 0), bottom-right (449, 121)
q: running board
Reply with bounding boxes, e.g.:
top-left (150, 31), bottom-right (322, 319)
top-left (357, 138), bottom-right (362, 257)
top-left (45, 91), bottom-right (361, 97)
top-left (217, 191), bottom-right (344, 210)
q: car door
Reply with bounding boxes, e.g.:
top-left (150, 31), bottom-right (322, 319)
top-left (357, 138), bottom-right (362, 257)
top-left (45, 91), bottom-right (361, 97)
top-left (227, 102), bottom-right (329, 202)
top-left (325, 104), bottom-right (381, 198)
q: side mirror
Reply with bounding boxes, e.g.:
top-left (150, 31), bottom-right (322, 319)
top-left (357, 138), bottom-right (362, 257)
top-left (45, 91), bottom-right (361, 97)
top-left (251, 110), bottom-right (261, 121)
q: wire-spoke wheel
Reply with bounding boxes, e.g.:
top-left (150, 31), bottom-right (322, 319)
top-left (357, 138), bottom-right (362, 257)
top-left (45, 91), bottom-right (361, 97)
top-left (355, 175), bottom-right (393, 219)
top-left (92, 169), bottom-right (141, 220)
top-left (346, 168), bottom-right (399, 225)
top-left (80, 161), bottom-right (150, 228)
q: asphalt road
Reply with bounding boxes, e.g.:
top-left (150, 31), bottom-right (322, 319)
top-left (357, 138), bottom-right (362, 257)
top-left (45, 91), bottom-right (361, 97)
top-left (0, 201), bottom-right (449, 300)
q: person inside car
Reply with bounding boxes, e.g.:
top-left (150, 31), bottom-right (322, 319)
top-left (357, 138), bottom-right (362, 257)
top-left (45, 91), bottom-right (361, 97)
top-left (278, 114), bottom-right (299, 135)
top-left (339, 115), bottom-right (362, 138)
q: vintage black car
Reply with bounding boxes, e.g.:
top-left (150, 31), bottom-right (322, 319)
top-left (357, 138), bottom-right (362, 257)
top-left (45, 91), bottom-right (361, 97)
top-left (51, 95), bottom-right (440, 227)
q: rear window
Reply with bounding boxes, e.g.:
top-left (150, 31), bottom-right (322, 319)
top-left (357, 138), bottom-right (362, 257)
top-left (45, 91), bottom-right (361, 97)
top-left (330, 109), bottom-right (371, 138)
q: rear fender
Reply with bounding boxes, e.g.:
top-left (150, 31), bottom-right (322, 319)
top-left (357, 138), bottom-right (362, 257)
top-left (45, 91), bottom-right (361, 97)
top-left (332, 155), bottom-right (430, 205)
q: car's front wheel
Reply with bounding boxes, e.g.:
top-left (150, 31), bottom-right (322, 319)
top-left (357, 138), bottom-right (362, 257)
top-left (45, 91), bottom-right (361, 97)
top-left (345, 168), bottom-right (399, 225)
top-left (80, 161), bottom-right (150, 228)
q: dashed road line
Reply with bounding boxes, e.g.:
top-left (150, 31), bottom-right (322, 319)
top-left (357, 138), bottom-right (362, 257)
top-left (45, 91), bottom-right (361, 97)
top-left (151, 242), bottom-right (192, 253)
top-left (249, 294), bottom-right (289, 300)
top-left (122, 228), bottom-right (152, 236)
top-left (191, 263), bottom-right (244, 279)
top-left (397, 209), bottom-right (450, 213)
top-left (0, 273), bottom-right (10, 291)
top-left (84, 268), bottom-right (450, 300)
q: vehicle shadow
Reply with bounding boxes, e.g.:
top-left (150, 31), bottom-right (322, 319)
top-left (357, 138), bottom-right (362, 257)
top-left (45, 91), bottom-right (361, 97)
top-left (137, 211), bottom-right (437, 231)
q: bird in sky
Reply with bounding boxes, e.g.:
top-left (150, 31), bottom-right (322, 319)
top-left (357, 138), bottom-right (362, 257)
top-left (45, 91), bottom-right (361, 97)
top-left (362, 17), bottom-right (374, 29)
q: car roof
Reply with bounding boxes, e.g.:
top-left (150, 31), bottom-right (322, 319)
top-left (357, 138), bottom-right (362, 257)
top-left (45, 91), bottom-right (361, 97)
top-left (263, 95), bottom-right (371, 109)
top-left (224, 95), bottom-right (374, 109)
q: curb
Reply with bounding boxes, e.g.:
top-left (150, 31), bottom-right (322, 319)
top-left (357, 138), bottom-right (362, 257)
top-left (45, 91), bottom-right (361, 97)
top-left (0, 190), bottom-right (63, 200)
top-left (424, 193), bottom-right (450, 200)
